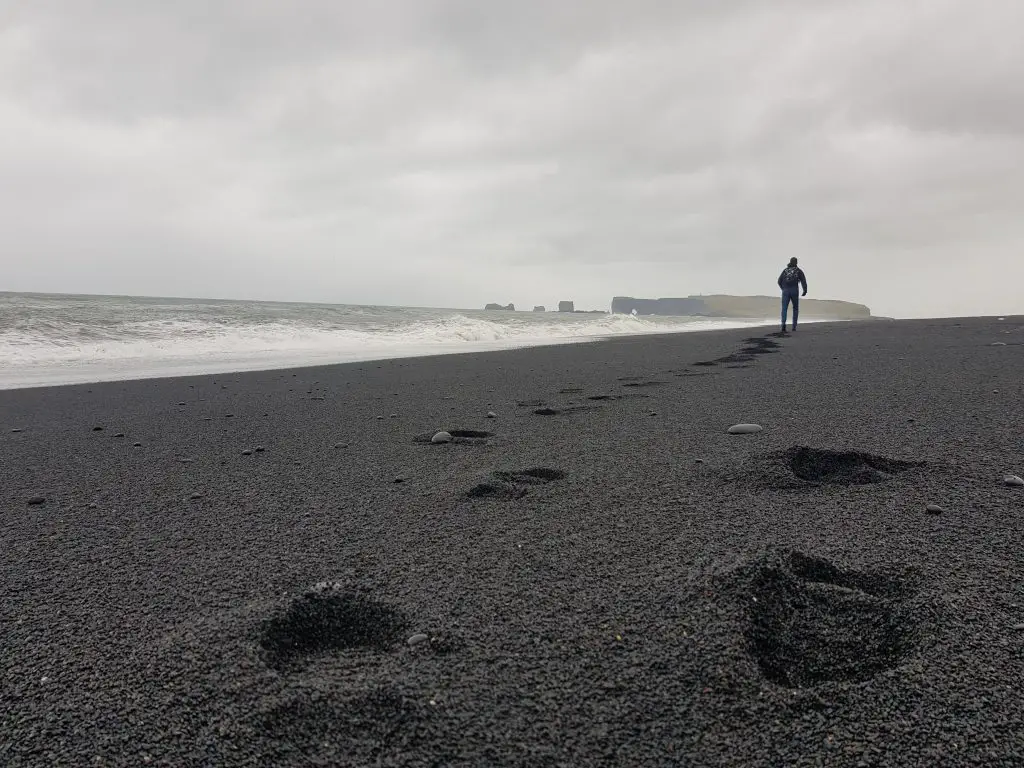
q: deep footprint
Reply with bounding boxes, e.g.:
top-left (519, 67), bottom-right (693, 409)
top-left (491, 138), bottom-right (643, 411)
top-left (533, 405), bottom-right (594, 416)
top-left (786, 446), bottom-right (922, 485)
top-left (413, 429), bottom-right (494, 444)
top-left (259, 584), bottom-right (408, 669)
top-left (744, 552), bottom-right (919, 688)
top-left (466, 467), bottom-right (565, 499)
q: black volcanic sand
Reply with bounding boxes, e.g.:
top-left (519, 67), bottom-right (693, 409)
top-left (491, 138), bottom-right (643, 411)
top-left (2, 317), bottom-right (1024, 767)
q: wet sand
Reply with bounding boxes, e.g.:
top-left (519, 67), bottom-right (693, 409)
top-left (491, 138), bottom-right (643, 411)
top-left (2, 317), bottom-right (1023, 767)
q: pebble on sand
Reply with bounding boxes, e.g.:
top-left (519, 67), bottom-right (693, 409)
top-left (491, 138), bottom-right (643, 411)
top-left (407, 633), bottom-right (429, 646)
top-left (255, 446), bottom-right (265, 452)
top-left (190, 492), bottom-right (204, 500)
top-left (133, 442), bottom-right (143, 447)
top-left (727, 423), bottom-right (763, 435)
top-left (27, 496), bottom-right (46, 505)
top-left (1004, 475), bottom-right (1024, 487)
top-left (991, 342), bottom-right (1007, 346)
top-left (92, 426), bottom-right (103, 432)
top-left (487, 411), bottom-right (497, 418)
top-left (926, 504), bottom-right (945, 515)
top-left (242, 449), bottom-right (253, 456)
top-left (431, 431), bottom-right (453, 444)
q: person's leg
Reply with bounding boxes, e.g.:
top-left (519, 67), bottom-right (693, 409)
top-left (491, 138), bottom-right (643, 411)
top-left (791, 292), bottom-right (800, 330)
top-left (781, 292), bottom-right (790, 331)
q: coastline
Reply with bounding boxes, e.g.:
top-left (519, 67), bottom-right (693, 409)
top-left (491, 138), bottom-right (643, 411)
top-left (2, 316), bottom-right (1023, 767)
top-left (0, 316), bottom-right (779, 392)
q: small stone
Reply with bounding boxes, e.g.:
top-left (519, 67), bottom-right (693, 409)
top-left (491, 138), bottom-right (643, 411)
top-left (242, 449), bottom-right (253, 456)
top-left (486, 411), bottom-right (497, 418)
top-left (1013, 624), bottom-right (1024, 631)
top-left (92, 426), bottom-right (103, 432)
top-left (390, 413), bottom-right (398, 418)
top-left (727, 423), bottom-right (763, 435)
top-left (431, 431), bottom-right (453, 444)
top-left (376, 416), bottom-right (385, 420)
top-left (88, 503), bottom-right (98, 509)
top-left (178, 402), bottom-right (186, 406)
top-left (1004, 475), bottom-right (1024, 487)
top-left (991, 342), bottom-right (1007, 346)
top-left (114, 433), bottom-right (125, 438)
top-left (133, 442), bottom-right (142, 447)
top-left (255, 446), bottom-right (265, 453)
top-left (925, 504), bottom-right (945, 515)
top-left (407, 633), bottom-right (429, 646)
top-left (190, 492), bottom-right (204, 500)
top-left (27, 496), bottom-right (46, 505)
top-left (225, 414), bottom-right (234, 418)
top-left (394, 477), bottom-right (405, 484)
top-left (11, 428), bottom-right (22, 433)
top-left (695, 459), bottom-right (705, 464)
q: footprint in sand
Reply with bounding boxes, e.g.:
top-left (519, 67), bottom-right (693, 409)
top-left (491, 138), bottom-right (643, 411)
top-left (258, 583), bottom-right (409, 670)
top-left (693, 336), bottom-right (781, 367)
top-left (467, 467), bottom-right (566, 499)
top-left (743, 551), bottom-right (923, 688)
top-left (413, 429), bottom-right (494, 445)
top-left (722, 446), bottom-right (925, 490)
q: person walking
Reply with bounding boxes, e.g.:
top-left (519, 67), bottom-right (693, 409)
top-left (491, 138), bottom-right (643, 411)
top-left (778, 257), bottom-right (808, 333)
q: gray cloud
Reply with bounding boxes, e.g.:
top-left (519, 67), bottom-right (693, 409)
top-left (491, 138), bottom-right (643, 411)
top-left (1, 0), bottom-right (1022, 316)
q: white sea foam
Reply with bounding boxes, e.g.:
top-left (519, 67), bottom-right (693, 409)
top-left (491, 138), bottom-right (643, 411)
top-left (0, 293), bottom-right (774, 388)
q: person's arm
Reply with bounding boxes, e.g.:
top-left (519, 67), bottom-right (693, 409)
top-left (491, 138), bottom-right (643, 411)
top-left (799, 269), bottom-right (808, 296)
top-left (778, 271), bottom-right (786, 290)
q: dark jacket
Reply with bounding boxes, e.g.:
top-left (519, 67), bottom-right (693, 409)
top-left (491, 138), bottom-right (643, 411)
top-left (778, 266), bottom-right (808, 294)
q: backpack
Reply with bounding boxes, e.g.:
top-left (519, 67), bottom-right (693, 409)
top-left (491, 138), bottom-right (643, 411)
top-left (781, 266), bottom-right (801, 287)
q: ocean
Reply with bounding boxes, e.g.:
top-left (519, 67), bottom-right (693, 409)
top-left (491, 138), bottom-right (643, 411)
top-left (0, 292), bottom-right (773, 389)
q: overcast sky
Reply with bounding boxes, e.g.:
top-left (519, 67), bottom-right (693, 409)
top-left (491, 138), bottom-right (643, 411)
top-left (2, 1), bottom-right (1022, 318)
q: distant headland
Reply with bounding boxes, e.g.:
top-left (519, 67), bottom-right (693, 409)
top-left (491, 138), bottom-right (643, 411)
top-left (611, 295), bottom-right (871, 319)
top-left (484, 295), bottom-right (870, 319)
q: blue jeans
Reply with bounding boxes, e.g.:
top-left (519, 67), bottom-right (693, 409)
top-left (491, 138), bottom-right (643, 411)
top-left (781, 288), bottom-right (800, 328)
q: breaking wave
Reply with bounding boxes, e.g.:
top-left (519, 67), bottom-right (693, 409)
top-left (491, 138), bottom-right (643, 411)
top-left (0, 293), bottom-right (772, 388)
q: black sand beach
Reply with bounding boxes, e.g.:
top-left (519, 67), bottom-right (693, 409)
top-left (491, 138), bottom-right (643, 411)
top-left (2, 317), bottom-right (1023, 767)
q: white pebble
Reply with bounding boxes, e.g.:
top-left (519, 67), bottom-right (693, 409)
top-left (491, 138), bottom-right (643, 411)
top-left (925, 504), bottom-right (945, 514)
top-left (727, 423), bottom-right (763, 435)
top-left (486, 411), bottom-right (496, 418)
top-left (407, 633), bottom-right (428, 646)
top-left (431, 431), bottom-right (453, 444)
top-left (1004, 475), bottom-right (1024, 487)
